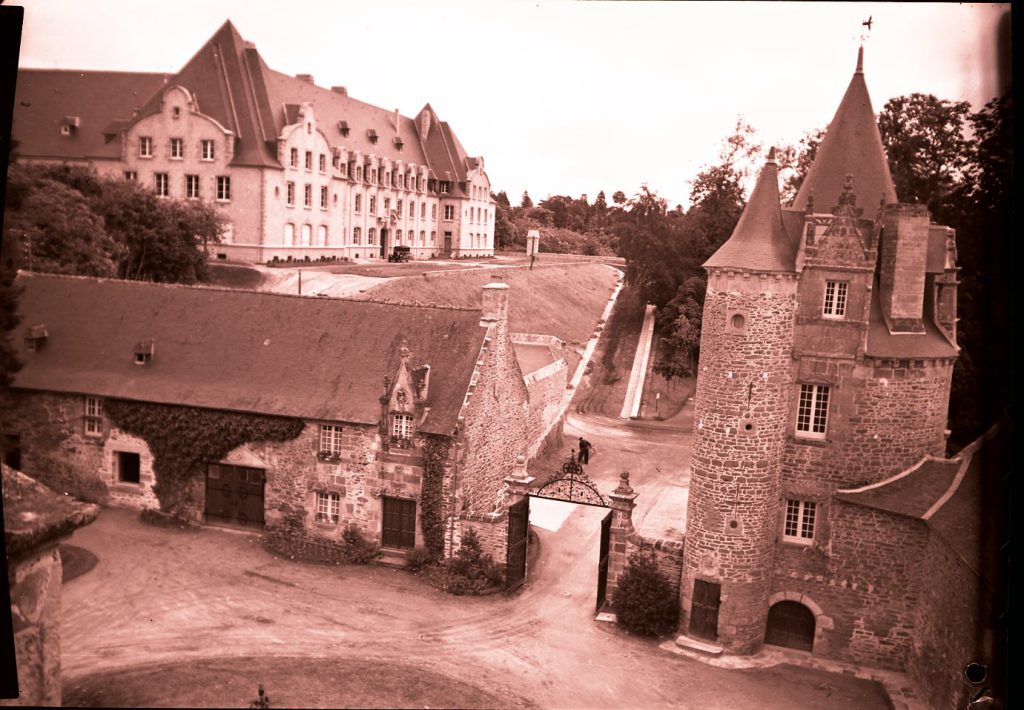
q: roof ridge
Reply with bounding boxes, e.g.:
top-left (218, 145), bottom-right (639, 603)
top-left (16, 270), bottom-right (482, 313)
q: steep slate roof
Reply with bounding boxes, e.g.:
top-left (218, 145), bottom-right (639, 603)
top-left (792, 47), bottom-right (898, 213)
top-left (12, 70), bottom-right (171, 161)
top-left (11, 273), bottom-right (486, 436)
top-left (130, 20), bottom-right (279, 168)
top-left (836, 422), bottom-right (1008, 589)
top-left (864, 287), bottom-right (957, 358)
top-left (704, 150), bottom-right (795, 272)
top-left (260, 66), bottom-right (428, 166)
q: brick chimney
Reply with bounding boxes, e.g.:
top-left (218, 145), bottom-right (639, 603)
top-left (296, 74), bottom-right (315, 84)
top-left (879, 204), bottom-right (930, 333)
top-left (480, 283), bottom-right (509, 326)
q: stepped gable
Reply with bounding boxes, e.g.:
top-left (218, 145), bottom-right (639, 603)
top-left (11, 272), bottom-right (486, 435)
top-left (11, 70), bottom-right (171, 161)
top-left (704, 148), bottom-right (795, 272)
top-left (791, 47), bottom-right (898, 212)
top-left (130, 20), bottom-right (279, 168)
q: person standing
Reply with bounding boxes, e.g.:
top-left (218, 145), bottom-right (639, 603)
top-left (577, 437), bottom-right (593, 464)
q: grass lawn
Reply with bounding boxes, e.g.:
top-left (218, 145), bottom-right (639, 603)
top-left (354, 263), bottom-right (619, 374)
top-left (203, 263), bottom-right (264, 289)
top-left (63, 656), bottom-right (535, 709)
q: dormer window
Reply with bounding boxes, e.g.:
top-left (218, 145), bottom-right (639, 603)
top-left (393, 136), bottom-right (404, 150)
top-left (134, 339), bottom-right (155, 365)
top-left (367, 128), bottom-right (378, 144)
top-left (392, 413), bottom-right (414, 441)
top-left (337, 120), bottom-right (349, 136)
top-left (60, 116), bottom-right (79, 136)
top-left (24, 325), bottom-right (48, 352)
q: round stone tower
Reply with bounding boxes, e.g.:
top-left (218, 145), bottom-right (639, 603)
top-left (681, 150), bottom-right (798, 653)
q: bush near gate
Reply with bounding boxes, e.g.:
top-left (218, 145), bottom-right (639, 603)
top-left (614, 548), bottom-right (680, 636)
top-left (446, 528), bottom-right (504, 595)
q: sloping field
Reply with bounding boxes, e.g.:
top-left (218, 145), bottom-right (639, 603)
top-left (352, 264), bottom-right (620, 372)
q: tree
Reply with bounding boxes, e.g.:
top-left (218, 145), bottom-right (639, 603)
top-left (878, 93), bottom-right (972, 220)
top-left (613, 548), bottom-right (679, 636)
top-left (520, 190), bottom-right (533, 208)
top-left (612, 190), bottom-right (626, 205)
top-left (492, 190), bottom-right (511, 209)
top-left (777, 126), bottom-right (825, 205)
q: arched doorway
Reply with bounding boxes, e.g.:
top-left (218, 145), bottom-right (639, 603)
top-left (765, 600), bottom-right (815, 651)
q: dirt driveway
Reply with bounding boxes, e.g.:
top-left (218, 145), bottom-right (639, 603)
top-left (61, 502), bottom-right (888, 709)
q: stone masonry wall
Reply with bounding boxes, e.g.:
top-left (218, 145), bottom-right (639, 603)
top-left (770, 500), bottom-right (929, 669)
top-left (782, 357), bottom-right (953, 491)
top-left (682, 269), bottom-right (797, 653)
top-left (908, 531), bottom-right (989, 710)
top-left (458, 311), bottom-right (531, 517)
top-left (2, 391), bottom-right (158, 509)
top-left (522, 358), bottom-right (568, 460)
top-left (629, 534), bottom-right (685, 599)
top-left (2, 545), bottom-right (62, 707)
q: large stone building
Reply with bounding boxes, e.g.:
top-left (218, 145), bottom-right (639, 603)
top-left (3, 274), bottom-right (567, 567)
top-left (678, 48), bottom-right (1007, 708)
top-left (11, 20), bottom-right (496, 262)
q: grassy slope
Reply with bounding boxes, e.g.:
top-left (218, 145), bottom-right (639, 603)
top-left (352, 264), bottom-right (620, 373)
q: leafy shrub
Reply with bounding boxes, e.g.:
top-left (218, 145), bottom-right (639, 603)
top-left (341, 523), bottom-right (380, 564)
top-left (446, 528), bottom-right (504, 595)
top-left (613, 549), bottom-right (679, 637)
top-left (406, 546), bottom-right (434, 572)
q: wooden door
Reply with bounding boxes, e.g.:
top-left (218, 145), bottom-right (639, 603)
top-left (382, 496), bottom-right (416, 549)
top-left (765, 601), bottom-right (815, 651)
top-left (689, 579), bottom-right (721, 640)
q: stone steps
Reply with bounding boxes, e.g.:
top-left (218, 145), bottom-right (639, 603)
top-left (673, 634), bottom-right (724, 657)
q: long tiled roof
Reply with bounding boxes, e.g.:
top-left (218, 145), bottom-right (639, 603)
top-left (12, 272), bottom-right (486, 435)
top-left (13, 20), bottom-right (481, 183)
top-left (12, 70), bottom-right (171, 161)
top-left (704, 152), bottom-right (795, 272)
top-left (792, 48), bottom-right (898, 213)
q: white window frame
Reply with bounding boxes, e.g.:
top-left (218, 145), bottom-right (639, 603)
top-left (319, 153), bottom-right (326, 173)
top-left (823, 280), bottom-right (848, 318)
top-left (320, 186), bottom-right (328, 209)
top-left (290, 147), bottom-right (298, 168)
top-left (123, 171), bottom-right (137, 182)
top-left (185, 174), bottom-right (200, 199)
top-left (354, 193), bottom-right (362, 213)
top-left (154, 172), bottom-right (169, 197)
top-left (319, 424), bottom-right (343, 455)
top-left (392, 413), bottom-right (414, 440)
top-left (443, 205), bottom-right (455, 221)
top-left (315, 491), bottom-right (341, 524)
top-left (286, 181), bottom-right (295, 206)
top-left (201, 140), bottom-right (215, 161)
top-left (216, 176), bottom-right (231, 202)
top-left (796, 383), bottom-right (830, 439)
top-left (304, 183), bottom-right (312, 208)
top-left (170, 137), bottom-right (184, 160)
top-left (783, 499), bottom-right (816, 544)
top-left (84, 396), bottom-right (103, 437)
top-left (139, 136), bottom-right (153, 158)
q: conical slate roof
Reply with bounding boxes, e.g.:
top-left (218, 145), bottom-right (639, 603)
top-left (704, 149), bottom-right (794, 272)
top-left (792, 47), bottom-right (898, 212)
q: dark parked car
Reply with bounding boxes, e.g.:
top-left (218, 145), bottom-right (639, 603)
top-left (388, 245), bottom-right (411, 262)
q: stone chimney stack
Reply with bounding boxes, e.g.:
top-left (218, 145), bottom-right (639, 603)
top-left (480, 283), bottom-right (509, 326)
top-left (879, 204), bottom-right (930, 333)
top-left (393, 108), bottom-right (401, 133)
top-left (296, 74), bottom-right (315, 84)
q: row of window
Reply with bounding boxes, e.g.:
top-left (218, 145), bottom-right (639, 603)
top-left (468, 206), bottom-right (490, 224)
top-left (346, 164), bottom-right (428, 192)
top-left (129, 171), bottom-right (231, 201)
top-left (289, 148), bottom-right (328, 173)
top-left (139, 136), bottom-right (216, 161)
top-left (318, 416), bottom-right (411, 456)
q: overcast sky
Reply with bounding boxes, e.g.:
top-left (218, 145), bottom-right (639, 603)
top-left (14, 1), bottom-right (1009, 208)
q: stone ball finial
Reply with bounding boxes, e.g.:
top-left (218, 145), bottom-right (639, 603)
top-left (620, 470), bottom-right (630, 482)
top-left (516, 455), bottom-right (525, 465)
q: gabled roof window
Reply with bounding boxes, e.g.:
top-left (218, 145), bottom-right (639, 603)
top-left (337, 120), bottom-right (349, 136)
top-left (25, 325), bottom-right (48, 352)
top-left (367, 128), bottom-right (378, 143)
top-left (134, 339), bottom-right (155, 365)
top-left (393, 136), bottom-right (404, 150)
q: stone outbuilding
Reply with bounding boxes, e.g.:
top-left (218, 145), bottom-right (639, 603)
top-left (2, 465), bottom-right (99, 706)
top-left (2, 274), bottom-right (565, 571)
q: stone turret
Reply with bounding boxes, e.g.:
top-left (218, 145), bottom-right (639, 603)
top-left (681, 150), bottom-right (798, 652)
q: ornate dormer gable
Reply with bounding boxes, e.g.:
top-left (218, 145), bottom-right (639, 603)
top-left (160, 85), bottom-right (200, 117)
top-left (804, 174), bottom-right (879, 268)
top-left (379, 341), bottom-right (429, 451)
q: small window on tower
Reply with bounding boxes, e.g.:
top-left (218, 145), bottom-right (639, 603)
top-left (823, 281), bottom-right (848, 318)
top-left (726, 310), bottom-right (748, 335)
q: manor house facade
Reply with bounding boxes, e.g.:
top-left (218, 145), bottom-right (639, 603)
top-left (11, 20), bottom-right (496, 262)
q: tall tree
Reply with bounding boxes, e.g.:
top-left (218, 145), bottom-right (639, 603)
top-left (878, 93), bottom-right (971, 220)
top-left (520, 190), bottom-right (533, 208)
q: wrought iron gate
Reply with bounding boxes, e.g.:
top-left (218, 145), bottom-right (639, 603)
top-left (596, 510), bottom-right (612, 612)
top-left (205, 463), bottom-right (265, 529)
top-left (505, 496), bottom-right (529, 591)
